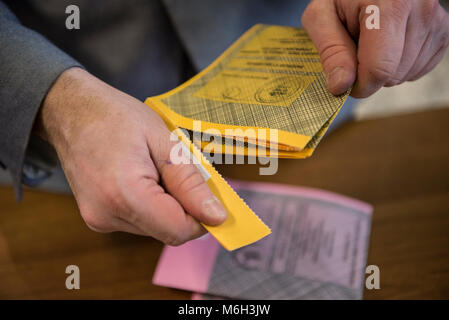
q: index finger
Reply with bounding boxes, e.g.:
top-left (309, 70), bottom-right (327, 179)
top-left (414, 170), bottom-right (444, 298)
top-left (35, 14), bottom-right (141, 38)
top-left (352, 1), bottom-right (411, 98)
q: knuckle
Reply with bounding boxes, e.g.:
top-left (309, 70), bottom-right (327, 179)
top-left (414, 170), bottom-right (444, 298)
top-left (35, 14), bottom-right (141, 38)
top-left (438, 14), bottom-right (449, 47)
top-left (101, 185), bottom-right (122, 209)
top-left (86, 223), bottom-right (113, 234)
top-left (99, 180), bottom-right (141, 226)
top-left (420, 0), bottom-right (440, 24)
top-left (366, 0), bottom-right (410, 26)
top-left (442, 31), bottom-right (449, 48)
top-left (319, 43), bottom-right (353, 69)
top-left (176, 167), bottom-right (207, 194)
top-left (81, 210), bottom-right (113, 233)
top-left (384, 78), bottom-right (403, 87)
top-left (99, 179), bottom-right (130, 220)
top-left (164, 234), bottom-right (186, 247)
top-left (302, 0), bottom-right (323, 27)
top-left (424, 0), bottom-right (440, 15)
top-left (350, 88), bottom-right (372, 99)
top-left (386, 0), bottom-right (412, 21)
top-left (368, 60), bottom-right (397, 83)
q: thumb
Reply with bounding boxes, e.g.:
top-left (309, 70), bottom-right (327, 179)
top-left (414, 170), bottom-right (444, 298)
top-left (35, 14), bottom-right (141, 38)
top-left (301, 0), bottom-right (357, 95)
top-left (149, 127), bottom-right (227, 226)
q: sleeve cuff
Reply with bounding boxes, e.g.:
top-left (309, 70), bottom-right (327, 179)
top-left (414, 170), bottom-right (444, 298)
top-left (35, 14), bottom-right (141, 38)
top-left (0, 4), bottom-right (83, 200)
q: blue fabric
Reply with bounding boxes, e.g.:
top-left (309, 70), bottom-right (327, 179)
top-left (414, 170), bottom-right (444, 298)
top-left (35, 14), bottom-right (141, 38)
top-left (163, 0), bottom-right (309, 70)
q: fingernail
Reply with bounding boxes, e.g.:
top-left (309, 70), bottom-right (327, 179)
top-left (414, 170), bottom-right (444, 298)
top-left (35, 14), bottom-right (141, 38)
top-left (202, 196), bottom-right (227, 222)
top-left (326, 67), bottom-right (348, 94)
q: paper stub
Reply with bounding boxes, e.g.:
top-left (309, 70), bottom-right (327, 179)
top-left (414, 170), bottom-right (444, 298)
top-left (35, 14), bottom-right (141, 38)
top-left (153, 180), bottom-right (373, 299)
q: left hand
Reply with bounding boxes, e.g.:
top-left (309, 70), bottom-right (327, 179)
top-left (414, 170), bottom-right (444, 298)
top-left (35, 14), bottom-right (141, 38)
top-left (301, 0), bottom-right (449, 98)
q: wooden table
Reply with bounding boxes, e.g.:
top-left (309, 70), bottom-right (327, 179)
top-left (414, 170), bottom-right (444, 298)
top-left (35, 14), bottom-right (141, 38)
top-left (0, 109), bottom-right (448, 299)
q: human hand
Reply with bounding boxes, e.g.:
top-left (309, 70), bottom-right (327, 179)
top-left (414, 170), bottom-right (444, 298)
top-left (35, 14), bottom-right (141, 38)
top-left (36, 67), bottom-right (227, 245)
top-left (301, 0), bottom-right (449, 97)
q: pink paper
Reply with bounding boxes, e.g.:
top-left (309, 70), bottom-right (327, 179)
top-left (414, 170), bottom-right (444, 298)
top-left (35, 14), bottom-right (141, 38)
top-left (153, 179), bottom-right (373, 299)
top-left (153, 234), bottom-right (219, 292)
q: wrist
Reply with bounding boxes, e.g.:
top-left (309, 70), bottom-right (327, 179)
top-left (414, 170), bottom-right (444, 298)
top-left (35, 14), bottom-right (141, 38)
top-left (35, 67), bottom-right (84, 144)
top-left (35, 67), bottom-right (108, 155)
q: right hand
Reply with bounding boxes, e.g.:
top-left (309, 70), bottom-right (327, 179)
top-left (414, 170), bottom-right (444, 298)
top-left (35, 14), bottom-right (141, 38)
top-left (301, 0), bottom-right (449, 98)
top-left (35, 67), bottom-right (227, 245)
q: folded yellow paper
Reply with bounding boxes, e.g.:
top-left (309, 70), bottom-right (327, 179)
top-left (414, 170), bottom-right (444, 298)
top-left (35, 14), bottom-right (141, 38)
top-left (145, 24), bottom-right (350, 251)
top-left (146, 24), bottom-right (350, 155)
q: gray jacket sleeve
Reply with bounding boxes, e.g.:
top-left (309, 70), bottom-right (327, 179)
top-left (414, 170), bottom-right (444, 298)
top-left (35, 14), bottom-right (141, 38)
top-left (0, 1), bottom-right (82, 200)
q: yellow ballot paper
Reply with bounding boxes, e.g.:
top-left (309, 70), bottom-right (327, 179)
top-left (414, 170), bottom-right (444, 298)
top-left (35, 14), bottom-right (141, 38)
top-left (144, 24), bottom-right (350, 250)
